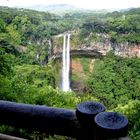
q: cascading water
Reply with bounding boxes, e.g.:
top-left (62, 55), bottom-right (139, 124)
top-left (62, 34), bottom-right (70, 91)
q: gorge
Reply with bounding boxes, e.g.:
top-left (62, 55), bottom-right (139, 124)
top-left (50, 33), bottom-right (140, 92)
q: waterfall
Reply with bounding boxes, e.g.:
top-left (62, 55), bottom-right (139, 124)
top-left (62, 34), bottom-right (70, 91)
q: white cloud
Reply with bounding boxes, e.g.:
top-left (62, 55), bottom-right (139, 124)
top-left (0, 0), bottom-right (140, 9)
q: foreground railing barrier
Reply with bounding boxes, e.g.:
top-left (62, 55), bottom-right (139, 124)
top-left (0, 133), bottom-right (27, 140)
top-left (0, 100), bottom-right (128, 140)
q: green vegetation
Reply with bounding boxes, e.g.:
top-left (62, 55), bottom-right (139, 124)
top-left (87, 52), bottom-right (140, 108)
top-left (78, 8), bottom-right (140, 45)
top-left (0, 6), bottom-right (140, 140)
top-left (87, 52), bottom-right (140, 139)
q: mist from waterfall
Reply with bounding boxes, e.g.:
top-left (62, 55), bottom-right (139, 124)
top-left (62, 34), bottom-right (70, 91)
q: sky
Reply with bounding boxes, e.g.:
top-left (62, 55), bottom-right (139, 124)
top-left (0, 0), bottom-right (140, 10)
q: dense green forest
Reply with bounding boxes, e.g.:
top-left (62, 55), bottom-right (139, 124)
top-left (0, 6), bottom-right (140, 139)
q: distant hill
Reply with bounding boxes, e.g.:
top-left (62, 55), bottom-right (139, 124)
top-left (18, 4), bottom-right (110, 15)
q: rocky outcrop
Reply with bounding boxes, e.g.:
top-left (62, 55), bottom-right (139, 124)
top-left (113, 43), bottom-right (140, 57)
top-left (51, 33), bottom-right (140, 58)
top-left (77, 41), bottom-right (140, 58)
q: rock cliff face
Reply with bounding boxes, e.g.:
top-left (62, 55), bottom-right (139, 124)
top-left (51, 35), bottom-right (140, 58)
top-left (113, 43), bottom-right (140, 57)
top-left (76, 41), bottom-right (140, 58)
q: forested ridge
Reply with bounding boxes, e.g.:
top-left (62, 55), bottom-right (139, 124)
top-left (0, 6), bottom-right (140, 139)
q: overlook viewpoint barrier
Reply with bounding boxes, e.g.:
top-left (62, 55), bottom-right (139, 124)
top-left (0, 100), bottom-right (128, 140)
